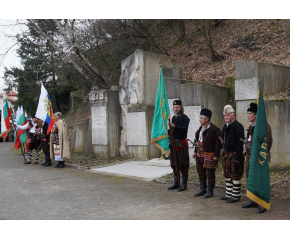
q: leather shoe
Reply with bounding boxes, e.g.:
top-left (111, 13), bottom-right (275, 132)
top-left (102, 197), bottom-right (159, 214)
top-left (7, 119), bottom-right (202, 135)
top-left (226, 198), bottom-right (240, 203)
top-left (242, 200), bottom-right (259, 208)
top-left (220, 196), bottom-right (229, 200)
top-left (24, 161), bottom-right (31, 164)
top-left (256, 207), bottom-right (267, 214)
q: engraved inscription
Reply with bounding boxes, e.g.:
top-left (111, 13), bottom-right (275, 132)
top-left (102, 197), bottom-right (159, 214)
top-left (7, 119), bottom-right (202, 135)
top-left (126, 112), bottom-right (147, 145)
top-left (92, 105), bottom-right (108, 145)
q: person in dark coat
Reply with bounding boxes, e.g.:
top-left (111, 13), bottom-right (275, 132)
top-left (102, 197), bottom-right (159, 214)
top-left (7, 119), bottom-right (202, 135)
top-left (242, 102), bottom-right (273, 214)
top-left (220, 105), bottom-right (245, 203)
top-left (167, 100), bottom-right (190, 191)
top-left (192, 108), bottom-right (221, 198)
top-left (40, 121), bottom-right (52, 167)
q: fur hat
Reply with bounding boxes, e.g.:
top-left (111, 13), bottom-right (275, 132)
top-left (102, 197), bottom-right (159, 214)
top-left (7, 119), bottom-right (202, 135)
top-left (200, 108), bottom-right (212, 119)
top-left (173, 100), bottom-right (182, 106)
top-left (247, 102), bottom-right (257, 113)
top-left (223, 105), bottom-right (235, 114)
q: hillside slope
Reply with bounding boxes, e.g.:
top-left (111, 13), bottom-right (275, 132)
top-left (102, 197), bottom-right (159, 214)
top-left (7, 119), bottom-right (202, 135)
top-left (168, 19), bottom-right (290, 86)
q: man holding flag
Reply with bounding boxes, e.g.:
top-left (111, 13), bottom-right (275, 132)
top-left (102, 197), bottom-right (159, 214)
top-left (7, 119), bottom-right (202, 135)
top-left (15, 113), bottom-right (42, 164)
top-left (151, 67), bottom-right (190, 192)
top-left (244, 87), bottom-right (273, 214)
top-left (35, 83), bottom-right (55, 167)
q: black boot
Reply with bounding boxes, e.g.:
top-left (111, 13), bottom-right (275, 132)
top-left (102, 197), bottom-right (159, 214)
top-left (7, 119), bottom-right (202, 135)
top-left (44, 155), bottom-right (51, 167)
top-left (54, 161), bottom-right (61, 168)
top-left (242, 200), bottom-right (259, 208)
top-left (178, 175), bottom-right (188, 192)
top-left (41, 158), bottom-right (47, 166)
top-left (256, 206), bottom-right (267, 214)
top-left (57, 161), bottom-right (65, 168)
top-left (194, 181), bottom-right (207, 196)
top-left (203, 182), bottom-right (215, 198)
top-left (168, 175), bottom-right (179, 190)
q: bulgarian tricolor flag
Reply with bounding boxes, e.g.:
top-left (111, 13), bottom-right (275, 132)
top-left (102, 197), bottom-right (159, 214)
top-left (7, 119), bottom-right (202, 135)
top-left (14, 105), bottom-right (27, 149)
top-left (1, 92), bottom-right (12, 142)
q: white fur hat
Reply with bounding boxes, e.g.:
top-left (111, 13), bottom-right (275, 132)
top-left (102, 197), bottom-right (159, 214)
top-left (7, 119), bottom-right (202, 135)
top-left (223, 105), bottom-right (235, 114)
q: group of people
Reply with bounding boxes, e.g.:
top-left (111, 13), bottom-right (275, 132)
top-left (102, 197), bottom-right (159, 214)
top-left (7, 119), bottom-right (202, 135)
top-left (167, 100), bottom-right (272, 214)
top-left (15, 112), bottom-right (70, 168)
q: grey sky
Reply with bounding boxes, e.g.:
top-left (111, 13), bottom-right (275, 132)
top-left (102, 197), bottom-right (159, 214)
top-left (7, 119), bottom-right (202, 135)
top-left (0, 19), bottom-right (27, 91)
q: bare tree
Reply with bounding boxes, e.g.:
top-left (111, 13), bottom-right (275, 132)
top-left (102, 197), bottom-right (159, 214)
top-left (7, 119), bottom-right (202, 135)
top-left (194, 19), bottom-right (224, 62)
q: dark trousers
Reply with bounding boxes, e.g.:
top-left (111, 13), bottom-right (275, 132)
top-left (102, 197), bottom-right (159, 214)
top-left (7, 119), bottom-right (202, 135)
top-left (222, 152), bottom-right (244, 180)
top-left (196, 156), bottom-right (216, 184)
top-left (170, 146), bottom-right (190, 176)
top-left (28, 137), bottom-right (41, 150)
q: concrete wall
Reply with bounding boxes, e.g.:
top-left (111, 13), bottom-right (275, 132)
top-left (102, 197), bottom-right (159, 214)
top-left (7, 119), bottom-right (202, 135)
top-left (235, 60), bottom-right (290, 171)
top-left (71, 121), bottom-right (89, 153)
top-left (235, 61), bottom-right (290, 100)
top-left (180, 82), bottom-right (230, 131)
top-left (126, 105), bottom-right (160, 160)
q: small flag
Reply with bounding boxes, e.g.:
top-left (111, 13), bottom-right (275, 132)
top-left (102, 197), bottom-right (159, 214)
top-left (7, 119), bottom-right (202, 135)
top-left (247, 85), bottom-right (271, 210)
top-left (35, 84), bottom-right (55, 134)
top-left (151, 67), bottom-right (170, 155)
top-left (1, 92), bottom-right (12, 142)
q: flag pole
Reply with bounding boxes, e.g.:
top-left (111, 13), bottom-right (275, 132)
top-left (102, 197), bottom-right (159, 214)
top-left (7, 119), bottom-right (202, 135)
top-left (11, 117), bottom-right (27, 163)
top-left (169, 121), bottom-right (181, 189)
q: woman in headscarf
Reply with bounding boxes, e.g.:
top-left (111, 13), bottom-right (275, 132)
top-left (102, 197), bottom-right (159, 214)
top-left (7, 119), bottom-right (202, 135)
top-left (50, 112), bottom-right (70, 168)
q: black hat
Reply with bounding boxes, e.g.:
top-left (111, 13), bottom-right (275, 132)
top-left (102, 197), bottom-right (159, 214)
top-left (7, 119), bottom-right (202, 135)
top-left (31, 113), bottom-right (36, 118)
top-left (247, 103), bottom-right (257, 113)
top-left (173, 100), bottom-right (182, 106)
top-left (200, 108), bottom-right (212, 119)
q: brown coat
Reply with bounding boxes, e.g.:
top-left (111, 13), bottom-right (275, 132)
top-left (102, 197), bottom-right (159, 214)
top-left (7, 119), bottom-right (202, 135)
top-left (50, 119), bottom-right (70, 159)
top-left (194, 123), bottom-right (221, 158)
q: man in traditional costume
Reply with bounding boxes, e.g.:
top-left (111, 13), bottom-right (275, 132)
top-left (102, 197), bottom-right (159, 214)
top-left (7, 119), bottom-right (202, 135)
top-left (40, 121), bottom-right (52, 167)
top-left (50, 112), bottom-right (70, 168)
top-left (242, 102), bottom-right (273, 213)
top-left (167, 100), bottom-right (190, 191)
top-left (15, 113), bottom-right (42, 164)
top-left (220, 105), bottom-right (245, 203)
top-left (192, 108), bottom-right (221, 198)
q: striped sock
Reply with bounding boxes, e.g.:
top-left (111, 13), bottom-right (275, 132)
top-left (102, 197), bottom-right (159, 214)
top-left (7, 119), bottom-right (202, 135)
top-left (35, 150), bottom-right (39, 161)
top-left (232, 180), bottom-right (241, 200)
top-left (28, 150), bottom-right (32, 161)
top-left (225, 178), bottom-right (233, 198)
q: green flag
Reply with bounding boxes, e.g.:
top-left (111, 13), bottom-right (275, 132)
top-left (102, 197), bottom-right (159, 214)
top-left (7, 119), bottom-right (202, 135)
top-left (151, 67), bottom-right (170, 155)
top-left (19, 106), bottom-right (27, 143)
top-left (247, 85), bottom-right (271, 210)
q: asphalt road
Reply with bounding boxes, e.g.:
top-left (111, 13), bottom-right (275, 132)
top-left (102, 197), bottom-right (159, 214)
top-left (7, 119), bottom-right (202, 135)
top-left (1, 142), bottom-right (289, 220)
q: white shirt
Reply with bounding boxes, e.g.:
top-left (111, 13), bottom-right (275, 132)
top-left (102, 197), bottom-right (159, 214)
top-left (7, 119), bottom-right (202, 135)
top-left (16, 122), bottom-right (38, 133)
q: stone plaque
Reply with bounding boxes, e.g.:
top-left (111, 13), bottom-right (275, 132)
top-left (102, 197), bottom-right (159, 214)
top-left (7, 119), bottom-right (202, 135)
top-left (91, 105), bottom-right (107, 145)
top-left (126, 112), bottom-right (147, 145)
top-left (235, 77), bottom-right (258, 100)
top-left (184, 106), bottom-right (201, 147)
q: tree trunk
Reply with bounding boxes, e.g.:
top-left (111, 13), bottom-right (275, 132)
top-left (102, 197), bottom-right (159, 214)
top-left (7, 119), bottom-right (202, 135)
top-left (203, 20), bottom-right (224, 62)
top-left (177, 19), bottom-right (186, 42)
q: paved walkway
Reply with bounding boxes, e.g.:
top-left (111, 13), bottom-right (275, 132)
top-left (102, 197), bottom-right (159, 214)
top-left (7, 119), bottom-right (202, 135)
top-left (1, 142), bottom-right (290, 220)
top-left (91, 160), bottom-right (173, 181)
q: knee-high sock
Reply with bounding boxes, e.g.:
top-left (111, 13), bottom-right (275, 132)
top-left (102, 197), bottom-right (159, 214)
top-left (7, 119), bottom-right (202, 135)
top-left (27, 150), bottom-right (32, 161)
top-left (232, 180), bottom-right (241, 200)
top-left (225, 178), bottom-right (233, 198)
top-left (34, 150), bottom-right (39, 161)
